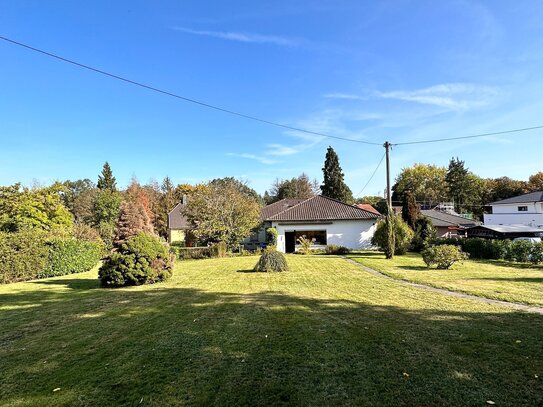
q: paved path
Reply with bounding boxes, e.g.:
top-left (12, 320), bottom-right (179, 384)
top-left (344, 257), bottom-right (543, 315)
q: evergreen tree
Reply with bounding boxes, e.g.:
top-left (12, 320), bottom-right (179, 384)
top-left (97, 162), bottom-right (117, 191)
top-left (401, 190), bottom-right (420, 229)
top-left (113, 200), bottom-right (155, 247)
top-left (320, 146), bottom-right (354, 203)
top-left (445, 157), bottom-right (469, 213)
top-left (384, 211), bottom-right (396, 259)
top-left (156, 176), bottom-right (178, 238)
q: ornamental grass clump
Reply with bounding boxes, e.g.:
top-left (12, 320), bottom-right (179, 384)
top-left (253, 248), bottom-right (288, 272)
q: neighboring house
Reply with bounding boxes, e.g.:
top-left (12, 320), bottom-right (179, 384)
top-left (421, 209), bottom-right (480, 238)
top-left (484, 191), bottom-right (543, 228)
top-left (466, 224), bottom-right (543, 240)
top-left (355, 203), bottom-right (381, 216)
top-left (262, 195), bottom-right (380, 253)
top-left (167, 198), bottom-right (191, 244)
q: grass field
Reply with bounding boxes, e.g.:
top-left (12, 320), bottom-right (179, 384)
top-left (349, 251), bottom-right (543, 306)
top-left (1, 256), bottom-right (542, 406)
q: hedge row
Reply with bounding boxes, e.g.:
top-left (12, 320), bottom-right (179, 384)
top-left (170, 242), bottom-right (227, 260)
top-left (0, 230), bottom-right (103, 284)
top-left (434, 237), bottom-right (543, 264)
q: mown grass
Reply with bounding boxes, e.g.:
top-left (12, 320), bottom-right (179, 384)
top-left (1, 256), bottom-right (542, 406)
top-left (349, 251), bottom-right (543, 306)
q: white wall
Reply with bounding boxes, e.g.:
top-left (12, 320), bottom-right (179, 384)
top-left (485, 202), bottom-right (543, 227)
top-left (272, 220), bottom-right (377, 253)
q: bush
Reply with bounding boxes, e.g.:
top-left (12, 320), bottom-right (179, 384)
top-left (266, 227), bottom-right (278, 246)
top-left (325, 244), bottom-right (350, 255)
top-left (372, 215), bottom-right (414, 255)
top-left (0, 229), bottom-right (48, 284)
top-left (412, 217), bottom-right (436, 252)
top-left (422, 245), bottom-right (469, 269)
top-left (40, 238), bottom-right (103, 278)
top-left (508, 240), bottom-right (533, 263)
top-left (216, 241), bottom-right (228, 258)
top-left (99, 233), bottom-right (173, 287)
top-left (530, 242), bottom-right (543, 265)
top-left (253, 249), bottom-right (288, 272)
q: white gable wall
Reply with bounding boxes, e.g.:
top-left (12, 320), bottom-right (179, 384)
top-left (273, 219), bottom-right (377, 253)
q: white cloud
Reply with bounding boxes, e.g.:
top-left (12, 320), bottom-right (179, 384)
top-left (375, 83), bottom-right (498, 110)
top-left (174, 27), bottom-right (299, 47)
top-left (266, 144), bottom-right (300, 156)
top-left (226, 153), bottom-right (278, 165)
top-left (323, 92), bottom-right (367, 101)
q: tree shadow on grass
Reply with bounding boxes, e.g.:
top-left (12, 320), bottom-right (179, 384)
top-left (396, 265), bottom-right (429, 271)
top-left (30, 278), bottom-right (101, 290)
top-left (1, 277), bottom-right (542, 406)
top-left (473, 259), bottom-right (543, 270)
top-left (467, 277), bottom-right (543, 283)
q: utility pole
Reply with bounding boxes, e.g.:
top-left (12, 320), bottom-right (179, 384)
top-left (384, 141), bottom-right (392, 210)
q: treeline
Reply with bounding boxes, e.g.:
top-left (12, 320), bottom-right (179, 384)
top-left (361, 158), bottom-right (543, 218)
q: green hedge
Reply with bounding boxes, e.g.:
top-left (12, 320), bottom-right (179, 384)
top-left (0, 230), bottom-right (48, 284)
top-left (0, 230), bottom-right (102, 284)
top-left (171, 244), bottom-right (226, 260)
top-left (39, 238), bottom-right (103, 278)
top-left (434, 237), bottom-right (543, 264)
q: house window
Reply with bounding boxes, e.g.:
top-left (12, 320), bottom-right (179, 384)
top-left (295, 230), bottom-right (327, 245)
top-left (518, 206), bottom-right (528, 212)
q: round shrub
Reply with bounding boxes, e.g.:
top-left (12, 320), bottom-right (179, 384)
top-left (422, 245), bottom-right (469, 269)
top-left (325, 244), bottom-right (350, 255)
top-left (99, 232), bottom-right (173, 287)
top-left (530, 242), bottom-right (543, 265)
top-left (254, 249), bottom-right (288, 272)
top-left (372, 215), bottom-right (414, 255)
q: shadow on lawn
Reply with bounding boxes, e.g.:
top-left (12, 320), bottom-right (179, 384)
top-left (1, 277), bottom-right (542, 407)
top-left (468, 277), bottom-right (543, 283)
top-left (30, 278), bottom-right (101, 290)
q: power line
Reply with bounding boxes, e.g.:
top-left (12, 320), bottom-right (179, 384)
top-left (0, 35), bottom-right (382, 146)
top-left (355, 152), bottom-right (386, 197)
top-left (392, 125), bottom-right (543, 146)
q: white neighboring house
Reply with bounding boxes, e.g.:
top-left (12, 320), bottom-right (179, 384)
top-left (484, 191), bottom-right (543, 228)
top-left (262, 195), bottom-right (380, 253)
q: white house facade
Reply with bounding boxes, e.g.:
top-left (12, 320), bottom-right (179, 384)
top-left (484, 191), bottom-right (543, 228)
top-left (262, 195), bottom-right (380, 253)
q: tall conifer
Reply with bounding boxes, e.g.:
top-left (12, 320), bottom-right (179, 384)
top-left (320, 146), bottom-right (354, 203)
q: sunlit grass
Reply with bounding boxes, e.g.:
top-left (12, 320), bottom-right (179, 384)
top-left (1, 256), bottom-right (542, 406)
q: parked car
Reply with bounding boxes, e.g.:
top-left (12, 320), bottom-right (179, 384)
top-left (513, 237), bottom-right (542, 243)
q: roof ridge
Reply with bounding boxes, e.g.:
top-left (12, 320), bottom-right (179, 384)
top-left (318, 195), bottom-right (380, 216)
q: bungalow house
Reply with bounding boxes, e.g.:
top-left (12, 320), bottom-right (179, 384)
top-left (421, 209), bottom-right (480, 238)
top-left (483, 191), bottom-right (543, 228)
top-left (262, 195), bottom-right (380, 253)
top-left (167, 198), bottom-right (191, 244)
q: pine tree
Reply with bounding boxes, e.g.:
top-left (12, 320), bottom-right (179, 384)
top-left (113, 200), bottom-right (155, 247)
top-left (97, 162), bottom-right (117, 191)
top-left (445, 157), bottom-right (469, 213)
top-left (320, 146), bottom-right (354, 203)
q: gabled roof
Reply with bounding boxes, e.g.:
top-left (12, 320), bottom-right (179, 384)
top-left (489, 191), bottom-right (543, 205)
top-left (261, 199), bottom-right (306, 220)
top-left (265, 195), bottom-right (380, 222)
top-left (168, 202), bottom-right (191, 230)
top-left (355, 203), bottom-right (381, 216)
top-left (421, 209), bottom-right (480, 228)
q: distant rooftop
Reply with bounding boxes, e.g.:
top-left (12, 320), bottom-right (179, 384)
top-left (421, 209), bottom-right (480, 228)
top-left (489, 191), bottom-right (543, 205)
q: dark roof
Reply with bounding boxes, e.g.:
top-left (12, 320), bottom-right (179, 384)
top-left (421, 210), bottom-right (480, 228)
top-left (168, 202), bottom-right (191, 230)
top-left (265, 195), bottom-right (380, 222)
top-left (489, 191), bottom-right (543, 205)
top-left (355, 203), bottom-right (381, 216)
top-left (261, 199), bottom-right (306, 220)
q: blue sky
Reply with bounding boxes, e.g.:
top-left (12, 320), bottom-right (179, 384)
top-left (1, 1), bottom-right (542, 196)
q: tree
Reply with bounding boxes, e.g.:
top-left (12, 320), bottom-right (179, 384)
top-left (0, 183), bottom-right (73, 232)
top-left (113, 200), bottom-right (155, 247)
top-left (266, 173), bottom-right (319, 203)
top-left (486, 177), bottom-right (527, 203)
top-left (155, 176), bottom-right (178, 238)
top-left (92, 189), bottom-right (122, 248)
top-left (446, 157), bottom-right (470, 213)
top-left (528, 172), bottom-right (543, 192)
top-left (126, 178), bottom-right (154, 222)
top-left (97, 162), bottom-right (117, 191)
top-left (395, 164), bottom-right (448, 205)
top-left (320, 146), bottom-right (354, 203)
top-left (372, 213), bottom-right (413, 258)
top-left (401, 190), bottom-right (420, 229)
top-left (412, 216), bottom-right (436, 252)
top-left (61, 179), bottom-right (97, 224)
top-left (210, 177), bottom-right (262, 204)
top-left (183, 179), bottom-right (261, 247)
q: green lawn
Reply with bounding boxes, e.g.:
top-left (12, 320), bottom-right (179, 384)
top-left (349, 251), bottom-right (543, 306)
top-left (1, 256), bottom-right (542, 406)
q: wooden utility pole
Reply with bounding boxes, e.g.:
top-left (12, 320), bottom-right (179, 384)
top-left (384, 141), bottom-right (392, 210)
